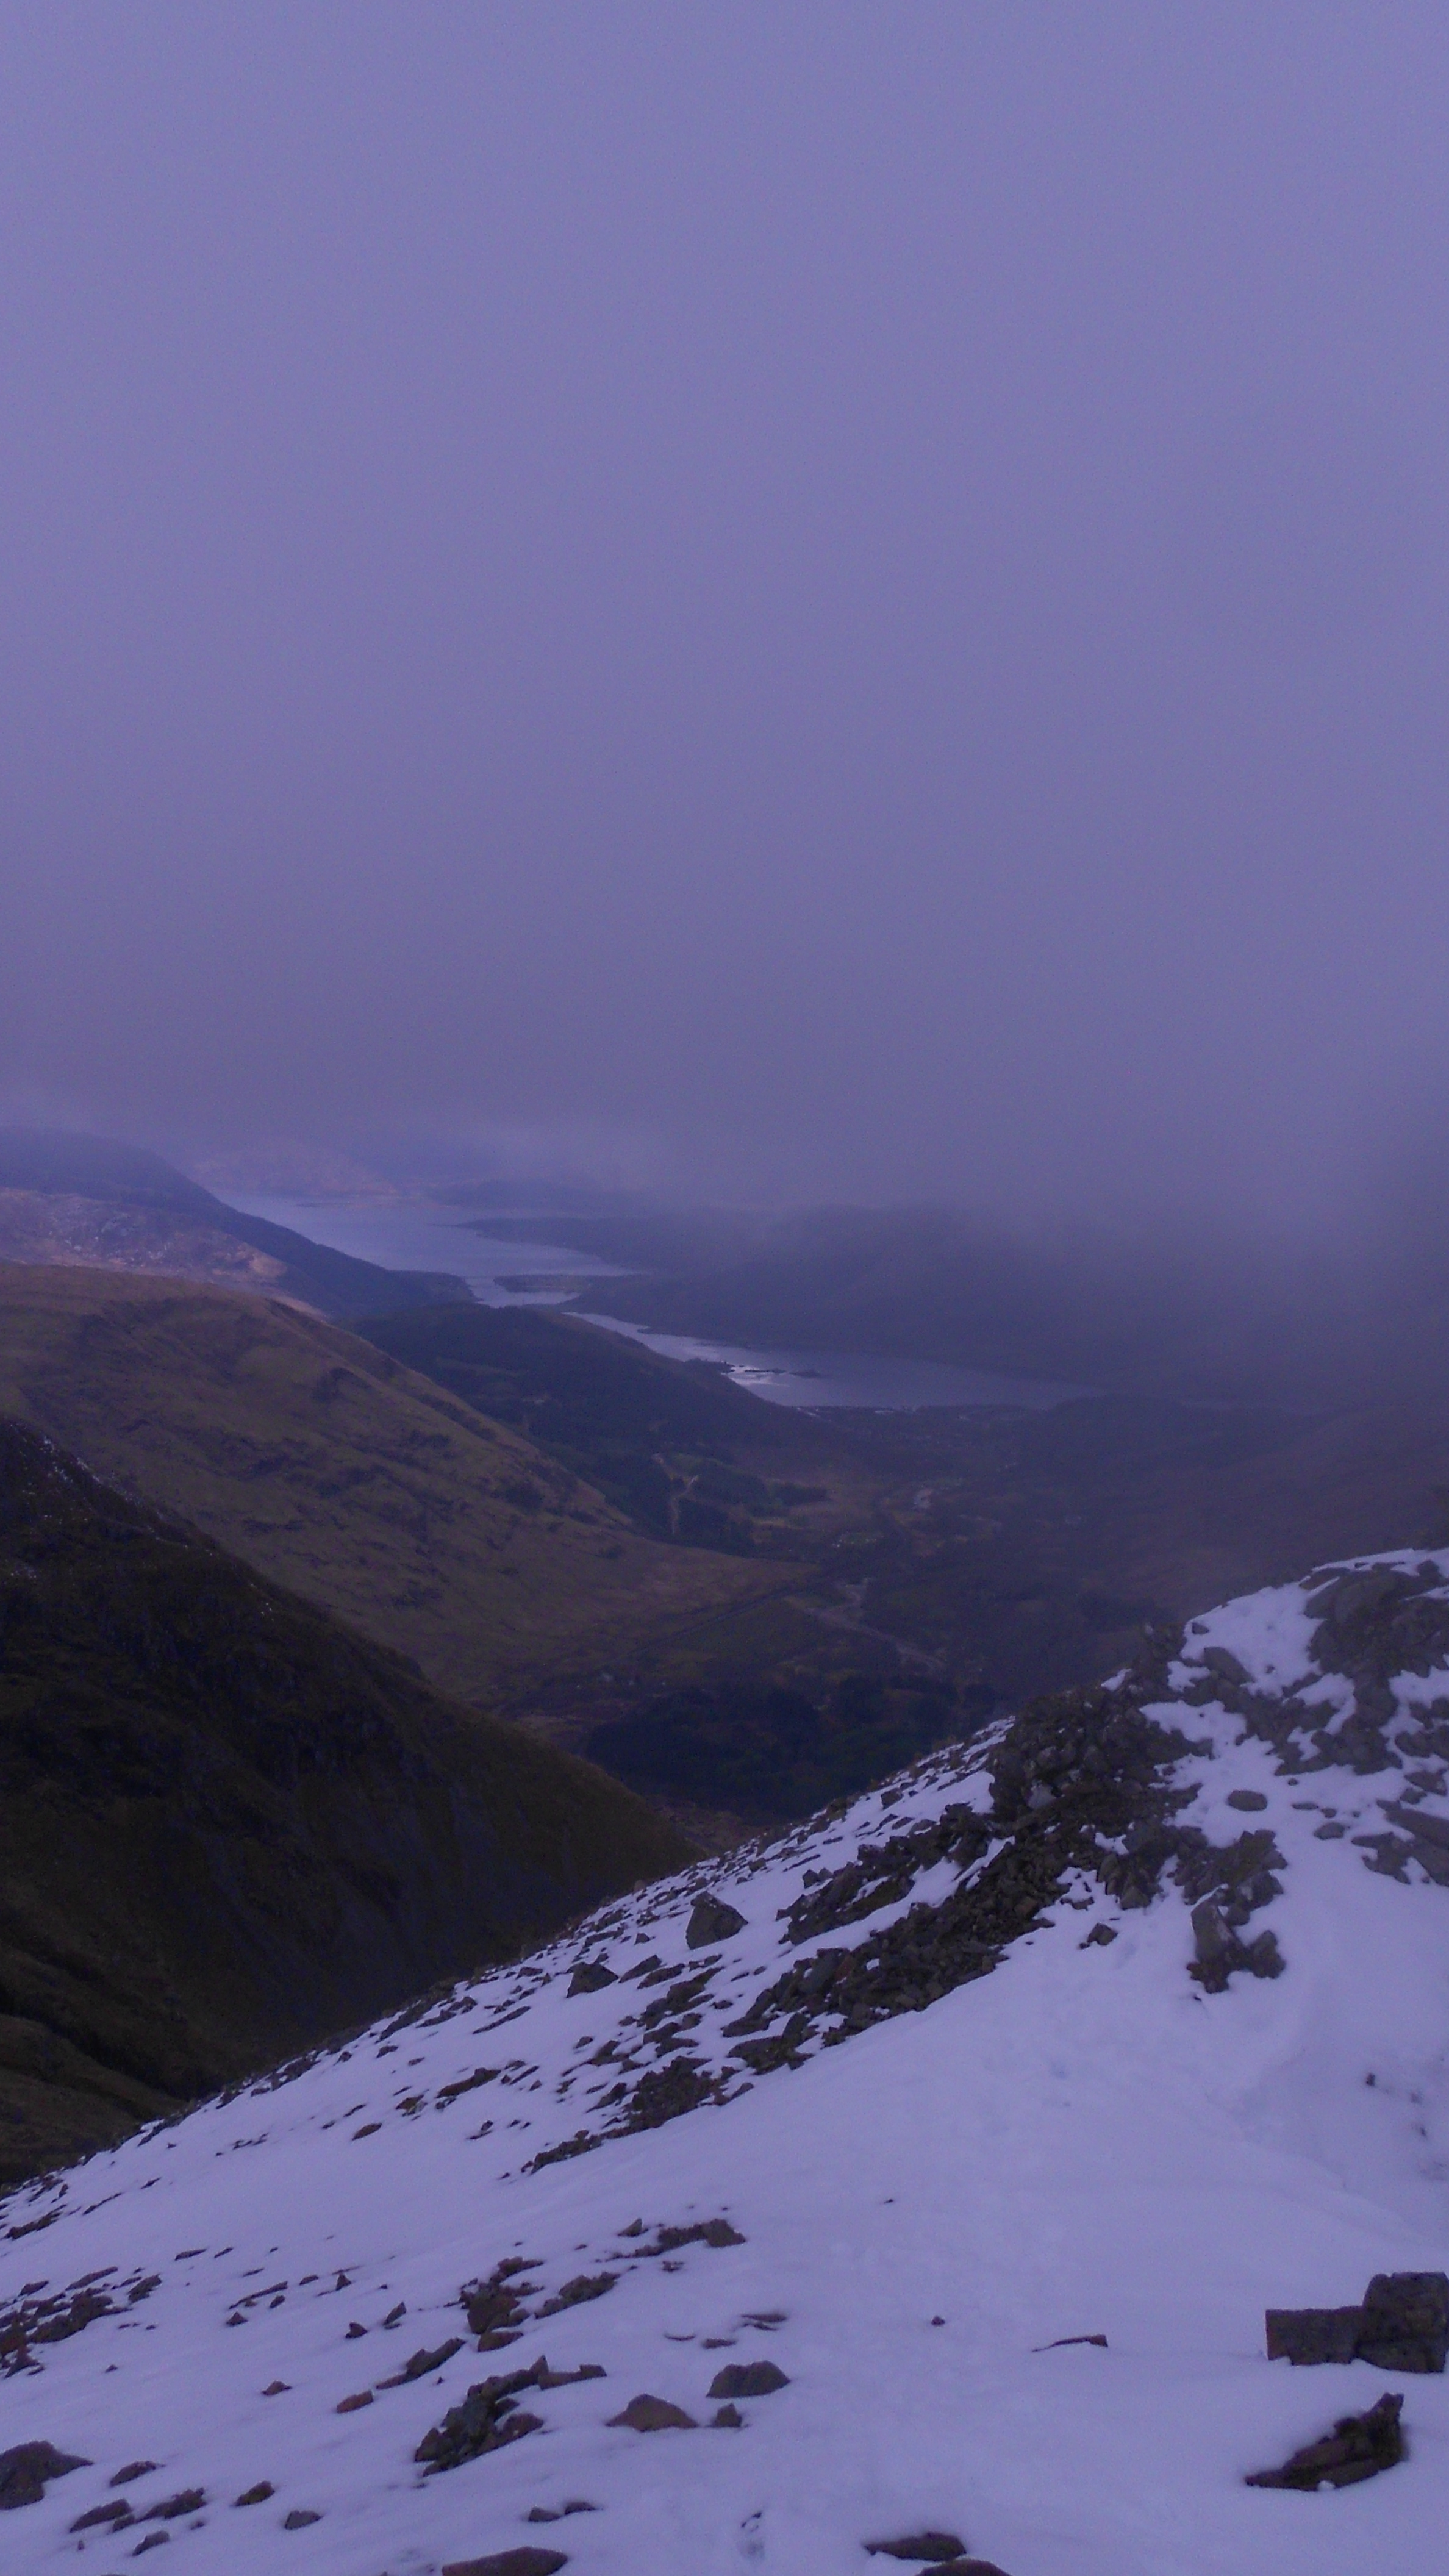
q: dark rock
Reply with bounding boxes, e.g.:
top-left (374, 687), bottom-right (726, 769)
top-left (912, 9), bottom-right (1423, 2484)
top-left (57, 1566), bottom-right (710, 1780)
top-left (441, 2552), bottom-right (569, 2576)
top-left (112, 2461), bottom-right (157, 2486)
top-left (865, 2536), bottom-right (968, 2561)
top-left (1266, 2274), bottom-right (1448, 2371)
top-left (283, 2507), bottom-right (321, 2528)
top-left (1189, 1900), bottom-right (1284, 1994)
top-left (526, 2500), bottom-right (596, 2521)
top-left (642, 2217), bottom-right (745, 2255)
top-left (711, 2402), bottom-right (744, 2427)
top-left (416, 2355), bottom-right (593, 2470)
top-left (336, 2389), bottom-right (373, 2412)
top-left (1358, 2271), bottom-right (1449, 2372)
top-left (378, 2334), bottom-right (464, 2386)
top-left (233, 2482), bottom-right (274, 2505)
top-left (568, 1960), bottom-right (617, 1995)
top-left (707, 2361), bottom-right (790, 2398)
top-left (140, 2488), bottom-right (205, 2521)
top-left (0, 2440), bottom-right (90, 2509)
top-left (132, 2535), bottom-right (170, 2556)
top-left (1226, 1789), bottom-right (1268, 1811)
top-left (1246, 2389), bottom-right (1404, 2489)
top-left (463, 2261), bottom-right (535, 2344)
top-left (537, 2272), bottom-right (616, 2317)
top-left (1034, 2333), bottom-right (1107, 2352)
top-left (72, 2498), bottom-right (136, 2531)
top-left (685, 1895), bottom-right (746, 1949)
top-left (417, 2387), bottom-right (545, 2470)
top-left (1080, 1925), bottom-right (1117, 1947)
top-left (606, 2392), bottom-right (698, 2430)
top-left (1265, 2308), bottom-right (1364, 2366)
top-left (1202, 1647), bottom-right (1251, 1687)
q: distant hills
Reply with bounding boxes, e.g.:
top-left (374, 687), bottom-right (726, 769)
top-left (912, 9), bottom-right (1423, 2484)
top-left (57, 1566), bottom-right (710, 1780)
top-left (0, 1129), bottom-right (469, 1318)
top-left (0, 1415), bottom-right (690, 2187)
top-left (490, 1198), bottom-right (1449, 1413)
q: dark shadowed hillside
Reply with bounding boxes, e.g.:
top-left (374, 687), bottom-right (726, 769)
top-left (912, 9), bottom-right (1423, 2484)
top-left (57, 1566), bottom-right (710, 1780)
top-left (0, 1419), bottom-right (691, 2188)
top-left (356, 1301), bottom-right (843, 1550)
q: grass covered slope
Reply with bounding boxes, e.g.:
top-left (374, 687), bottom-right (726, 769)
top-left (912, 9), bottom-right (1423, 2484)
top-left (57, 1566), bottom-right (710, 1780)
top-left (0, 1419), bottom-right (690, 2188)
top-left (0, 1267), bottom-right (773, 1708)
top-left (4, 1553), bottom-right (1449, 2567)
top-left (356, 1301), bottom-right (843, 1550)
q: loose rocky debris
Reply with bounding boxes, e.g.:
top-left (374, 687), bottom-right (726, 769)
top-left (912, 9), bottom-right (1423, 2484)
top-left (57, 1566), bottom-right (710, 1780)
top-left (725, 1647), bottom-right (1292, 2063)
top-left (606, 2392), bottom-right (697, 2431)
top-left (417, 2358), bottom-right (604, 2472)
top-left (462, 2258), bottom-right (541, 2349)
top-left (636, 2217), bottom-right (745, 2257)
top-left (1246, 2389), bottom-right (1405, 2489)
top-left (1267, 2271), bottom-right (1449, 2372)
top-left (0, 2439), bottom-right (88, 2508)
top-left (0, 2263), bottom-right (159, 2375)
top-left (525, 2499), bottom-right (596, 2522)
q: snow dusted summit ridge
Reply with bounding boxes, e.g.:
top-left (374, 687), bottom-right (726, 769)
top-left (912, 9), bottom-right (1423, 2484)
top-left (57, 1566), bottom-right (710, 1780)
top-left (5, 1552), bottom-right (1449, 2574)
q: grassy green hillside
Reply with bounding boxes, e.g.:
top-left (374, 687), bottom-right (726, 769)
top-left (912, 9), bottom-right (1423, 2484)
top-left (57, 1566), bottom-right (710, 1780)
top-left (0, 1267), bottom-right (775, 1709)
top-left (0, 1416), bottom-right (691, 2188)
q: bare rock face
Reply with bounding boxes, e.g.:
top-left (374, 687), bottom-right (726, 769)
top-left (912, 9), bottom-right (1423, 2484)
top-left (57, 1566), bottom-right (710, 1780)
top-left (1247, 2390), bottom-right (1404, 2490)
top-left (706, 2360), bottom-right (790, 2398)
top-left (1265, 2307), bottom-right (1364, 2366)
top-left (0, 2441), bottom-right (90, 2510)
top-left (865, 2538), bottom-right (968, 2562)
top-left (1358, 2273), bottom-right (1449, 2373)
top-left (605, 2392), bottom-right (698, 2431)
top-left (686, 1895), bottom-right (746, 1949)
top-left (1266, 2271), bottom-right (1449, 2373)
top-left (441, 2552), bottom-right (569, 2576)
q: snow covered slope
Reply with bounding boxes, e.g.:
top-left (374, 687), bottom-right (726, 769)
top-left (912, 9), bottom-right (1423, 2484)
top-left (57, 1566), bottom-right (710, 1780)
top-left (7, 1551), bottom-right (1449, 2574)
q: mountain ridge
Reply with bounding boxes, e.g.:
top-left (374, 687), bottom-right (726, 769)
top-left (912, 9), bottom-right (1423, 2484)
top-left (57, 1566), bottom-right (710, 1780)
top-left (3, 1548), bottom-right (1449, 2568)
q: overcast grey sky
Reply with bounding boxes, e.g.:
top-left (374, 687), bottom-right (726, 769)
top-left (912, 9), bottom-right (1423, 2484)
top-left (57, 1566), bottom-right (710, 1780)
top-left (3, 4), bottom-right (1447, 1221)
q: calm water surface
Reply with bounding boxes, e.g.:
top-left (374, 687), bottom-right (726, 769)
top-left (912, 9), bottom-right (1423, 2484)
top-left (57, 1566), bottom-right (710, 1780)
top-left (232, 1196), bottom-right (1086, 1412)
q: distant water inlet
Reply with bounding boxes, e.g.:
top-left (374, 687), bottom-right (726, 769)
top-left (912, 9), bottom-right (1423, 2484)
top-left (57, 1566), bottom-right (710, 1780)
top-left (228, 1196), bottom-right (1088, 1412)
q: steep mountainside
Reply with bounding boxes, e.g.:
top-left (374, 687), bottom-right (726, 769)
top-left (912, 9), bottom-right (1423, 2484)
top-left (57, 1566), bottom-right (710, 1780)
top-left (0, 1419), bottom-right (689, 2189)
top-left (5, 1551), bottom-right (1449, 2570)
top-left (0, 1269), bottom-right (773, 1707)
top-left (0, 1131), bottom-right (467, 1317)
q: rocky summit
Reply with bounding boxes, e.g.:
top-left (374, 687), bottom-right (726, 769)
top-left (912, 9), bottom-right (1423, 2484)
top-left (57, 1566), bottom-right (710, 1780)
top-left (3, 1551), bottom-right (1449, 2571)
